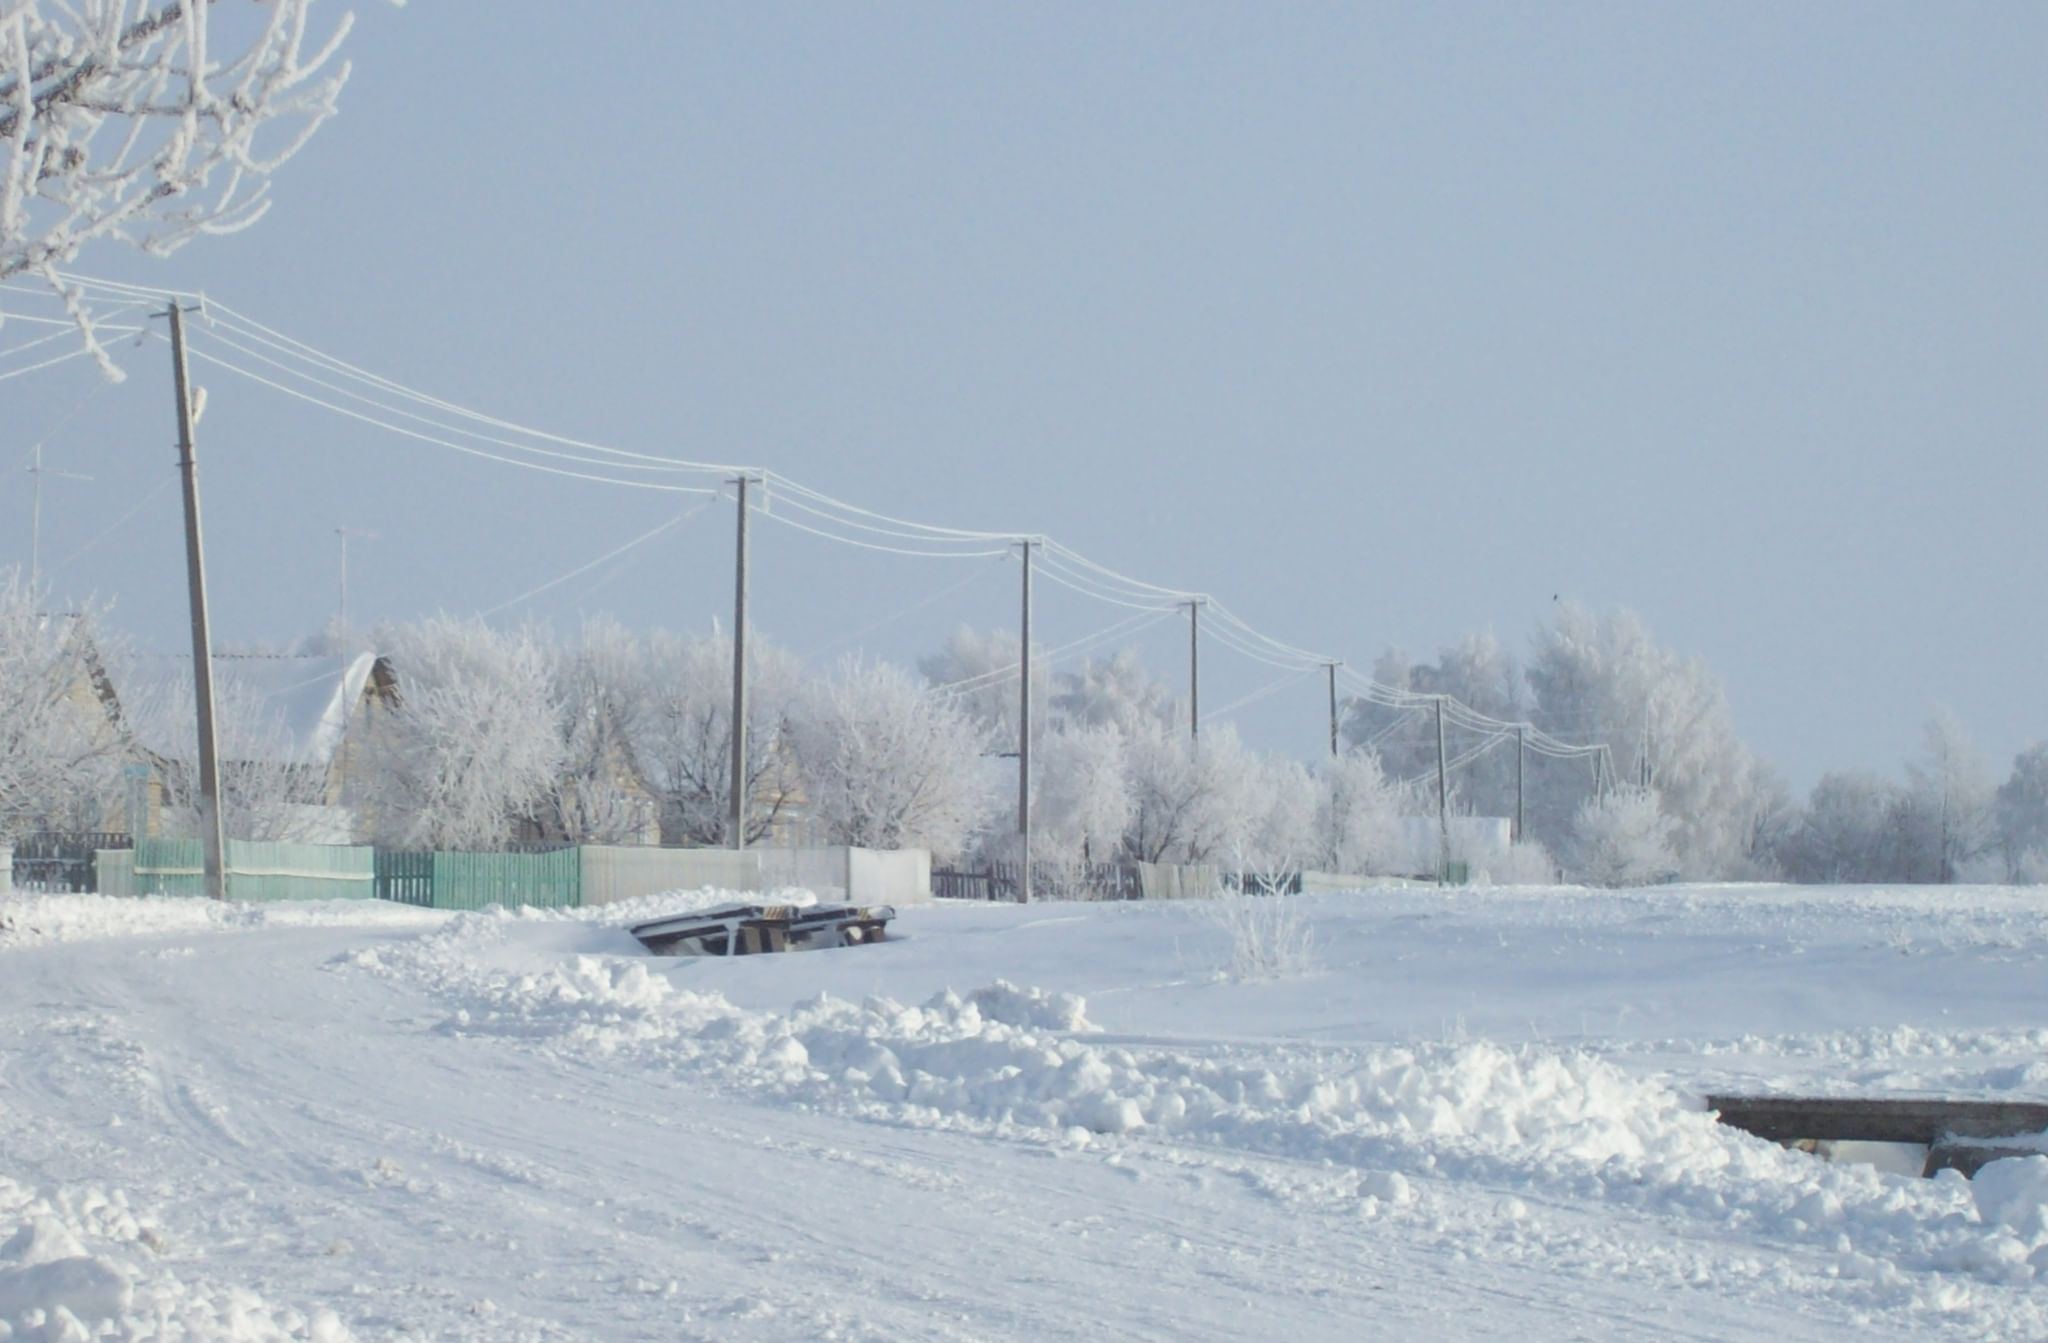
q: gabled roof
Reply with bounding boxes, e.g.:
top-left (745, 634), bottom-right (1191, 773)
top-left (123, 652), bottom-right (386, 768)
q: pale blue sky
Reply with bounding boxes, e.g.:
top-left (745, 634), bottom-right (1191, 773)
top-left (6, 2), bottom-right (2045, 789)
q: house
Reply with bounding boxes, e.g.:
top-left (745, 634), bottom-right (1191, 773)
top-left (115, 652), bottom-right (399, 842)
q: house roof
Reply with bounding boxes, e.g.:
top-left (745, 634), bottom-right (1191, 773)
top-left (124, 652), bottom-right (384, 768)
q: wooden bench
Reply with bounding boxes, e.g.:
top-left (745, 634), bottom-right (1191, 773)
top-left (1706, 1095), bottom-right (2048, 1177)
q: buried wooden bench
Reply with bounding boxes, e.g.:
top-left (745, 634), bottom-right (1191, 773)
top-left (1707, 1095), bottom-right (2048, 1178)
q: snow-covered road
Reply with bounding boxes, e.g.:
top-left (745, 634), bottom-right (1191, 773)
top-left (4, 885), bottom-right (2046, 1339)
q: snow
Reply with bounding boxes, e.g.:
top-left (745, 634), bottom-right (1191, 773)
top-left (5, 883), bottom-right (2048, 1338)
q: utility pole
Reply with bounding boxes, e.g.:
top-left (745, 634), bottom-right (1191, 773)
top-left (335, 527), bottom-right (378, 632)
top-left (1017, 538), bottom-right (1036, 904)
top-left (728, 474), bottom-right (756, 851)
top-left (1434, 696), bottom-right (1450, 886)
top-left (1185, 598), bottom-right (1204, 740)
top-left (165, 302), bottom-right (226, 902)
top-left (1514, 724), bottom-right (1526, 844)
top-left (26, 443), bottom-right (92, 595)
top-left (1327, 662), bottom-right (1341, 759)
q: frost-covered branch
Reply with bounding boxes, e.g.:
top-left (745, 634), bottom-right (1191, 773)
top-left (0, 0), bottom-right (358, 371)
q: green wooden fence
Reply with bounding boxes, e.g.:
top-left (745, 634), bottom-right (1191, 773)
top-left (130, 838), bottom-right (375, 902)
top-left (373, 849), bottom-right (581, 911)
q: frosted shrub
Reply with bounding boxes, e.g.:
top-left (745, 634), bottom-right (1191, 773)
top-left (1570, 786), bottom-right (1679, 886)
top-left (1205, 890), bottom-right (1317, 980)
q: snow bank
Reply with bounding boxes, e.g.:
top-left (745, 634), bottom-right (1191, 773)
top-left (0, 894), bottom-right (437, 951)
top-left (0, 1178), bottom-right (349, 1342)
top-left (344, 907), bottom-right (2048, 1301)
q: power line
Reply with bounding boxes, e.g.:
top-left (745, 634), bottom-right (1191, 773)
top-left (19, 272), bottom-right (1620, 774)
top-left (477, 497), bottom-right (718, 619)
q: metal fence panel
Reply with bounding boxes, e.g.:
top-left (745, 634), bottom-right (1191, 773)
top-left (430, 850), bottom-right (581, 911)
top-left (10, 830), bottom-right (131, 893)
top-left (374, 850), bottom-right (435, 906)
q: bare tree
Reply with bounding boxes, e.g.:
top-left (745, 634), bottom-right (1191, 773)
top-left (2, 1), bottom-right (358, 362)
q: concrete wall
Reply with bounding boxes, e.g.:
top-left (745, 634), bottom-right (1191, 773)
top-left (579, 846), bottom-right (932, 909)
top-left (1135, 862), bottom-right (1223, 901)
top-left (579, 846), bottom-right (765, 908)
top-left (847, 846), bottom-right (931, 906)
top-left (1299, 869), bottom-right (1372, 894)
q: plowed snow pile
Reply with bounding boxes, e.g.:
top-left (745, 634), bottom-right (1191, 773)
top-left (6, 883), bottom-right (2048, 1339)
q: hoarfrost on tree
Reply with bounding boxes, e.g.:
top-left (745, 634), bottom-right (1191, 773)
top-left (0, 0), bottom-right (362, 369)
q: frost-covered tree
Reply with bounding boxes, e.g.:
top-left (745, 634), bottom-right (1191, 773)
top-left (538, 619), bottom-right (657, 845)
top-left (1243, 756), bottom-right (1318, 873)
top-left (627, 628), bottom-right (802, 847)
top-left (1340, 634), bottom-right (1524, 818)
top-left (1312, 749), bottom-right (1405, 875)
top-left (1032, 720), bottom-right (1131, 866)
top-left (1901, 707), bottom-right (1994, 883)
top-left (0, 570), bottom-right (125, 838)
top-left (1527, 604), bottom-right (1758, 878)
top-left (359, 617), bottom-right (564, 850)
top-left (1995, 744), bottom-right (2048, 880)
top-left (1733, 762), bottom-right (1797, 880)
top-left (918, 625), bottom-right (1041, 750)
top-left (1121, 718), bottom-right (1259, 864)
top-left (1049, 648), bottom-right (1176, 734)
top-left (1777, 771), bottom-right (1906, 884)
top-left (1568, 785), bottom-right (1679, 887)
top-left (790, 658), bottom-right (990, 858)
top-left (2, 1), bottom-right (359, 361)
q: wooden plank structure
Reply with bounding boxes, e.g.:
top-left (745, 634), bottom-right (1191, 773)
top-left (1708, 1094), bottom-right (2048, 1177)
top-left (629, 903), bottom-right (894, 957)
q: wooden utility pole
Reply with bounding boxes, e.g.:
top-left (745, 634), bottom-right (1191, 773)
top-left (728, 474), bottom-right (754, 850)
top-left (1185, 599), bottom-right (1203, 740)
top-left (1326, 662), bottom-right (1341, 758)
top-left (1514, 724), bottom-right (1526, 844)
top-left (1017, 539), bottom-right (1036, 903)
top-left (1434, 696), bottom-right (1450, 886)
top-left (165, 302), bottom-right (225, 902)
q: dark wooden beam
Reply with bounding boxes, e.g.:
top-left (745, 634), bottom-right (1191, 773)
top-left (1708, 1094), bottom-right (2048, 1146)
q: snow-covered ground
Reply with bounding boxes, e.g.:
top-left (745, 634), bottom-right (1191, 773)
top-left (4, 883), bottom-right (2048, 1340)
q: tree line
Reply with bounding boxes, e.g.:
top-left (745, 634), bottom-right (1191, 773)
top-left (3, 568), bottom-right (2041, 886)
